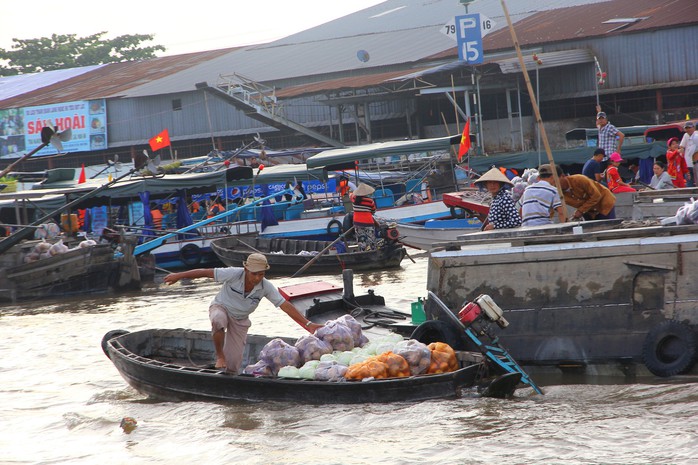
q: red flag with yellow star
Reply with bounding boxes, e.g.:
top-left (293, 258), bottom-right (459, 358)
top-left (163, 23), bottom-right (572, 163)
top-left (149, 129), bottom-right (170, 151)
top-left (458, 118), bottom-right (470, 161)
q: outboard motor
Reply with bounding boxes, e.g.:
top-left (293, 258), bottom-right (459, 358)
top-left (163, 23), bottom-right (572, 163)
top-left (458, 294), bottom-right (509, 333)
top-left (384, 222), bottom-right (400, 243)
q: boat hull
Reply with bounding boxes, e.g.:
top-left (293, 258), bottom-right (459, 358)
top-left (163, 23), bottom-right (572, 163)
top-left (103, 328), bottom-right (492, 403)
top-left (427, 224), bottom-right (698, 377)
top-left (210, 236), bottom-right (406, 275)
top-left (397, 219), bottom-right (481, 251)
top-left (0, 241), bottom-right (121, 303)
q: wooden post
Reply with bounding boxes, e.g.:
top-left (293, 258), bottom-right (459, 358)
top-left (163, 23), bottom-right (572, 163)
top-left (499, 0), bottom-right (567, 218)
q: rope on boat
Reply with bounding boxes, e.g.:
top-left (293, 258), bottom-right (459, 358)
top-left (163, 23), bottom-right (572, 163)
top-left (343, 296), bottom-right (411, 330)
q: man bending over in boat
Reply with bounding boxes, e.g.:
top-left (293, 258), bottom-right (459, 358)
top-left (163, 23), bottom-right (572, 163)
top-left (164, 253), bottom-right (324, 373)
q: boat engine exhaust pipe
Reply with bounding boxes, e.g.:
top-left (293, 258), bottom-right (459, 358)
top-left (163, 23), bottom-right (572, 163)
top-left (342, 269), bottom-right (355, 301)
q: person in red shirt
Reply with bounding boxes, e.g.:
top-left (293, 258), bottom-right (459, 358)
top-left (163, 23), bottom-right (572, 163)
top-left (667, 137), bottom-right (690, 188)
top-left (605, 152), bottom-right (635, 193)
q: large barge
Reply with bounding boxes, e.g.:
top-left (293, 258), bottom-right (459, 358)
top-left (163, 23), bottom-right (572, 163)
top-left (426, 222), bottom-right (698, 379)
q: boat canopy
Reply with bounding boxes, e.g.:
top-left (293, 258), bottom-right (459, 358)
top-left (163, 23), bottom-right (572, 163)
top-left (1, 163), bottom-right (328, 210)
top-left (306, 135), bottom-right (460, 170)
top-left (230, 163), bottom-right (326, 186)
top-left (467, 141), bottom-right (667, 172)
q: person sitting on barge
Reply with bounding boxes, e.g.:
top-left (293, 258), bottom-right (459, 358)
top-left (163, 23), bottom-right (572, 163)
top-left (474, 167), bottom-right (522, 230)
top-left (520, 164), bottom-right (566, 226)
top-left (649, 161), bottom-right (675, 190)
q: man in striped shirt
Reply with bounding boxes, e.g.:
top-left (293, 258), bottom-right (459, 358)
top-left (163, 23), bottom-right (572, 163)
top-left (520, 164), bottom-right (566, 226)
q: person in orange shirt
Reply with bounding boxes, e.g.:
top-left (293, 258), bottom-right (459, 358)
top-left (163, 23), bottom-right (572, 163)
top-left (151, 207), bottom-right (163, 229)
top-left (207, 199), bottom-right (225, 218)
top-left (667, 137), bottom-right (690, 188)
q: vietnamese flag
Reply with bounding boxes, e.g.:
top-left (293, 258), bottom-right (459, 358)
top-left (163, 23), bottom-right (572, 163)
top-left (149, 129), bottom-right (171, 151)
top-left (78, 164), bottom-right (86, 184)
top-left (458, 118), bottom-right (471, 161)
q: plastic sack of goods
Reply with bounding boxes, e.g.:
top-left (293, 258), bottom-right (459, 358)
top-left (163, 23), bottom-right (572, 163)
top-left (243, 314), bottom-right (460, 382)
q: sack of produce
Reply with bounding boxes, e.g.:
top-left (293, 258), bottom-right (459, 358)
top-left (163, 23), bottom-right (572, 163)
top-left (362, 333), bottom-right (404, 356)
top-left (393, 339), bottom-right (432, 375)
top-left (335, 314), bottom-right (368, 347)
top-left (334, 350), bottom-right (356, 366)
top-left (259, 338), bottom-right (301, 375)
top-left (314, 360), bottom-right (348, 382)
top-left (242, 360), bottom-right (273, 376)
top-left (426, 342), bottom-right (459, 374)
top-left (298, 360), bottom-right (320, 380)
top-left (295, 334), bottom-right (332, 362)
top-left (375, 351), bottom-right (411, 378)
top-left (277, 366), bottom-right (301, 379)
top-left (316, 320), bottom-right (354, 351)
top-left (345, 358), bottom-right (389, 381)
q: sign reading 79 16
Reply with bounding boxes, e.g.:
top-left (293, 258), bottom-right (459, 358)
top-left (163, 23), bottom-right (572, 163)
top-left (442, 14), bottom-right (495, 65)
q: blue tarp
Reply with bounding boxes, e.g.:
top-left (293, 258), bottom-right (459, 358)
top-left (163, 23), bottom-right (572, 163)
top-left (175, 190), bottom-right (196, 239)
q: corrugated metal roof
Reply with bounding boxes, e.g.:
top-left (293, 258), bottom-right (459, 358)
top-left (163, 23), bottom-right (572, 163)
top-left (118, 27), bottom-right (456, 98)
top-left (0, 48), bottom-right (236, 108)
top-left (274, 68), bottom-right (431, 98)
top-left (483, 0), bottom-right (698, 51)
top-left (0, 0), bottom-right (685, 108)
top-left (119, 0), bottom-right (608, 99)
top-left (0, 66), bottom-right (104, 101)
top-left (497, 48), bottom-right (595, 73)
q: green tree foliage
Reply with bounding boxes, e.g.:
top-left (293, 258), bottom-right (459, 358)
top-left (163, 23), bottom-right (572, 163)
top-left (0, 32), bottom-right (166, 76)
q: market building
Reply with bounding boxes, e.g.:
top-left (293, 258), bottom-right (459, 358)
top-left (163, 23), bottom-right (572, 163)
top-left (1, 0), bottom-right (697, 172)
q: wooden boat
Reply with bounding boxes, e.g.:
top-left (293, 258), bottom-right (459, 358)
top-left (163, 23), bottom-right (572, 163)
top-left (210, 235), bottom-right (406, 275)
top-left (101, 270), bottom-right (540, 403)
top-left (101, 328), bottom-right (522, 404)
top-left (0, 238), bottom-right (135, 303)
top-left (397, 218), bottom-right (482, 251)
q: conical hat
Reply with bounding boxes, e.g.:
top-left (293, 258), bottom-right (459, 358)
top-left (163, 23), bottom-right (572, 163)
top-left (474, 167), bottom-right (514, 186)
top-left (354, 183), bottom-right (375, 196)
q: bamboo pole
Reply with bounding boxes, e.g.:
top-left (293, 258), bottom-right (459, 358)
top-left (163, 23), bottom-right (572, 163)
top-left (499, 0), bottom-right (567, 218)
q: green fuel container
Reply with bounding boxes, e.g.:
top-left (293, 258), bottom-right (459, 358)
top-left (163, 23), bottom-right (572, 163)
top-left (411, 297), bottom-right (426, 324)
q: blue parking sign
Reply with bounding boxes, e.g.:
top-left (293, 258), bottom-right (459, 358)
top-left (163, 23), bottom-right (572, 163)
top-left (456, 14), bottom-right (483, 64)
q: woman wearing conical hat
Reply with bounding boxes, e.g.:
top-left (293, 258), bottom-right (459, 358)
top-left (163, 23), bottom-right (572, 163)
top-left (474, 167), bottom-right (522, 231)
top-left (351, 183), bottom-right (378, 251)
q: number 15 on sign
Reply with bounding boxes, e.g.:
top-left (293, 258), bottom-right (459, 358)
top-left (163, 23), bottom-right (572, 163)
top-left (456, 14), bottom-right (483, 64)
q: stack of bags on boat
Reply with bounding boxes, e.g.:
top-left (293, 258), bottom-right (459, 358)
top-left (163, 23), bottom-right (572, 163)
top-left (242, 314), bottom-right (459, 381)
top-left (23, 238), bottom-right (97, 263)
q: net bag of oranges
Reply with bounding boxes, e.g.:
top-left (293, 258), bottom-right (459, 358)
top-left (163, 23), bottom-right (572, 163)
top-left (426, 342), bottom-right (459, 374)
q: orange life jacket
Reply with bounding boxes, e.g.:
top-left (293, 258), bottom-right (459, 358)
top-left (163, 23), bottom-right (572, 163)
top-left (352, 196), bottom-right (376, 225)
top-left (338, 178), bottom-right (350, 196)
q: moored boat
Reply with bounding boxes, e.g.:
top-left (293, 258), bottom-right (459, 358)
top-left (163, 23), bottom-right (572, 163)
top-left (0, 237), bottom-right (138, 303)
top-left (210, 235), bottom-right (407, 275)
top-left (426, 222), bottom-right (698, 378)
top-left (397, 218), bottom-right (482, 251)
